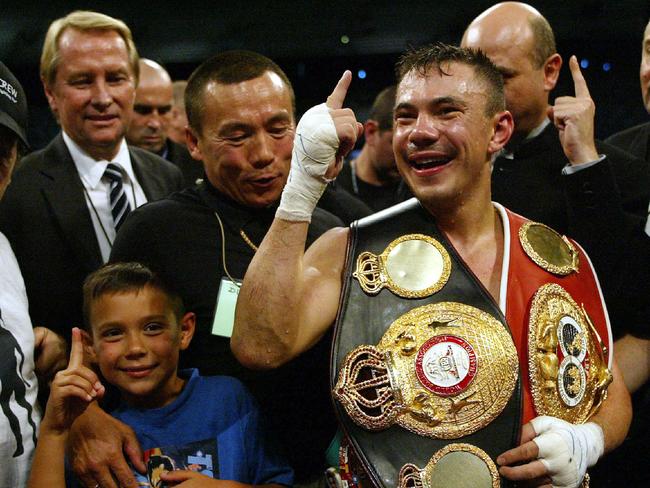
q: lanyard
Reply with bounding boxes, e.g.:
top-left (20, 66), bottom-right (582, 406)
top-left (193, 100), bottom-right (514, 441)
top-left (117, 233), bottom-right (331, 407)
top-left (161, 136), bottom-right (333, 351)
top-left (212, 210), bottom-right (259, 288)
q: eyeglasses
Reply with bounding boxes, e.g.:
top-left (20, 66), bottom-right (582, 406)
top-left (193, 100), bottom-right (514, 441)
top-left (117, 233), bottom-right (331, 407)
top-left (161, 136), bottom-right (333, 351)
top-left (133, 104), bottom-right (172, 116)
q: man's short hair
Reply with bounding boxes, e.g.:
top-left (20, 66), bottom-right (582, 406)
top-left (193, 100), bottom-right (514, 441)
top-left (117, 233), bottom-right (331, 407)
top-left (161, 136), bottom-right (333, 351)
top-left (185, 50), bottom-right (295, 134)
top-left (369, 85), bottom-right (397, 131)
top-left (396, 42), bottom-right (505, 117)
top-left (40, 10), bottom-right (140, 87)
top-left (528, 15), bottom-right (556, 68)
top-left (82, 262), bottom-right (185, 329)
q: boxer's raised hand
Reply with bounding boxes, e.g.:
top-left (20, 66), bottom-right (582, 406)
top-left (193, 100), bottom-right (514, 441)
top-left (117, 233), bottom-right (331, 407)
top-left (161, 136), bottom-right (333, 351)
top-left (324, 70), bottom-right (364, 178)
top-left (277, 71), bottom-right (362, 222)
top-left (548, 55), bottom-right (599, 165)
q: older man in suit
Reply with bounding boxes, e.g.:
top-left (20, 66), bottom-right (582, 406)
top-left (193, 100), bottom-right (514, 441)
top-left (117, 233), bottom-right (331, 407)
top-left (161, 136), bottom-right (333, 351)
top-left (0, 10), bottom-right (182, 339)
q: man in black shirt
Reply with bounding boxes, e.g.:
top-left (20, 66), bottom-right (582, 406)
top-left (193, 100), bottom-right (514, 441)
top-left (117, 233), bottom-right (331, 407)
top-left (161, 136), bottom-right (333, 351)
top-left (68, 51), bottom-right (342, 487)
top-left (337, 85), bottom-right (410, 211)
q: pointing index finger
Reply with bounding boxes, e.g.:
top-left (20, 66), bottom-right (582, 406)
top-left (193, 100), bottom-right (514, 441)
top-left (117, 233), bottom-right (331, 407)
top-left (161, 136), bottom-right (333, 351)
top-left (569, 55), bottom-right (591, 99)
top-left (68, 327), bottom-right (84, 369)
top-left (326, 70), bottom-right (352, 109)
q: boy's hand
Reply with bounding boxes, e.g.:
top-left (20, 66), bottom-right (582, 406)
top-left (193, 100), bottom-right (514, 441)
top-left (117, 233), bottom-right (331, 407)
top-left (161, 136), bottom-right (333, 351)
top-left (42, 328), bottom-right (104, 434)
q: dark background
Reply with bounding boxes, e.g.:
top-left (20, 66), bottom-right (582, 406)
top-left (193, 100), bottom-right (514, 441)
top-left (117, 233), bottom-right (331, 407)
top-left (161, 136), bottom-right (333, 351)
top-left (3, 0), bottom-right (650, 149)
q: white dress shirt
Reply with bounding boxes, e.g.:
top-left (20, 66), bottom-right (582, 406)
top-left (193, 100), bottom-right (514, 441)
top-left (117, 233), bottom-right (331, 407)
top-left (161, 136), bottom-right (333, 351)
top-left (62, 132), bottom-right (147, 262)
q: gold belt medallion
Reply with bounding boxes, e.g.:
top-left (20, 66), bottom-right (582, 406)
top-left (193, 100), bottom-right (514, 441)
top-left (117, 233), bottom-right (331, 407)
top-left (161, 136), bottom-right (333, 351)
top-left (528, 284), bottom-right (612, 422)
top-left (353, 234), bottom-right (451, 298)
top-left (398, 443), bottom-right (499, 488)
top-left (334, 302), bottom-right (518, 439)
top-left (519, 222), bottom-right (579, 275)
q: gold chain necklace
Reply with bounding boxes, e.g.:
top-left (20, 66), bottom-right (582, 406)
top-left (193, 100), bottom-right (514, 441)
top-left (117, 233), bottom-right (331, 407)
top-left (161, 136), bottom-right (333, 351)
top-left (239, 229), bottom-right (258, 252)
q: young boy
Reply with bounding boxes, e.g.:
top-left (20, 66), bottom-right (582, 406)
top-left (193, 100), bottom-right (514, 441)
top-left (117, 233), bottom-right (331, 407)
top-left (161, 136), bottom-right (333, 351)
top-left (29, 262), bottom-right (293, 488)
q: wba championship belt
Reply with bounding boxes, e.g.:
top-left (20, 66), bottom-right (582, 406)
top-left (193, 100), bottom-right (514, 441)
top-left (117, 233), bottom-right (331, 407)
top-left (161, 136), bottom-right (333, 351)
top-left (334, 302), bottom-right (518, 439)
top-left (331, 200), bottom-right (522, 488)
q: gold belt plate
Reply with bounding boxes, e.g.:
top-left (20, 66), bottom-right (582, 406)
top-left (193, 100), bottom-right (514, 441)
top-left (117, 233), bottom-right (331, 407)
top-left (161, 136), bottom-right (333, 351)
top-left (528, 284), bottom-right (612, 423)
top-left (334, 302), bottom-right (519, 439)
top-left (353, 234), bottom-right (451, 298)
top-left (519, 222), bottom-right (579, 275)
top-left (398, 443), bottom-right (499, 488)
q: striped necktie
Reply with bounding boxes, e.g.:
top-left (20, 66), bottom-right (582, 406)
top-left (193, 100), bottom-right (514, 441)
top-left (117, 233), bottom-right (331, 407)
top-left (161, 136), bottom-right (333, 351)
top-left (104, 163), bottom-right (131, 231)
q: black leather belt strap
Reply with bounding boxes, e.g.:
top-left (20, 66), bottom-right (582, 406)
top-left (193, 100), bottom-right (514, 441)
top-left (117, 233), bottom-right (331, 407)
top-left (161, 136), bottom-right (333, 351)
top-left (331, 199), bottom-right (522, 488)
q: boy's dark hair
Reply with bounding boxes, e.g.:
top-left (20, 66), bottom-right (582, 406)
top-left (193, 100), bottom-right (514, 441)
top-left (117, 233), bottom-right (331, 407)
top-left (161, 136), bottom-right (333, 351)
top-left (185, 49), bottom-right (295, 134)
top-left (82, 262), bottom-right (185, 329)
top-left (395, 42), bottom-right (505, 117)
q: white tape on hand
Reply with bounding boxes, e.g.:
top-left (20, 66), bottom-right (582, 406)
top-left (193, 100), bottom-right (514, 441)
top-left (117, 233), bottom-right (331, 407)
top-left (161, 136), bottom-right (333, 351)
top-left (293, 103), bottom-right (339, 179)
top-left (277, 103), bottom-right (339, 222)
top-left (531, 416), bottom-right (604, 488)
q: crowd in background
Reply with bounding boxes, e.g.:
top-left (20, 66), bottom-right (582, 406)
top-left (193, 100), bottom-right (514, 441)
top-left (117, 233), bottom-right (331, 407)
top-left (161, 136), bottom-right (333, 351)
top-left (1, 2), bottom-right (649, 488)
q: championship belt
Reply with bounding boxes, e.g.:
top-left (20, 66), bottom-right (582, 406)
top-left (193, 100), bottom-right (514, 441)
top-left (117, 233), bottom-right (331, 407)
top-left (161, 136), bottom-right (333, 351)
top-left (517, 221), bottom-right (612, 422)
top-left (334, 302), bottom-right (518, 439)
top-left (331, 200), bottom-right (522, 488)
top-left (528, 284), bottom-right (611, 423)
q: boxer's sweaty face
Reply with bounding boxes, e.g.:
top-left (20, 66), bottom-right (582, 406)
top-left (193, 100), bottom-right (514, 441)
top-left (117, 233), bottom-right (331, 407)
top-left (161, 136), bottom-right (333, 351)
top-left (393, 63), bottom-right (494, 209)
top-left (188, 72), bottom-right (295, 208)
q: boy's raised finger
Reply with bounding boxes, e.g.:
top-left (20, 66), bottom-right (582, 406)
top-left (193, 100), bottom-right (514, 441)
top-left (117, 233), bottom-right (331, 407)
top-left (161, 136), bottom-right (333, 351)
top-left (68, 327), bottom-right (84, 369)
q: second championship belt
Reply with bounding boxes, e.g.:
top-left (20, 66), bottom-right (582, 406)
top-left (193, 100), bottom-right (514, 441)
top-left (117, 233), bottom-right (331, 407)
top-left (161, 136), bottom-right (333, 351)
top-left (331, 200), bottom-right (522, 488)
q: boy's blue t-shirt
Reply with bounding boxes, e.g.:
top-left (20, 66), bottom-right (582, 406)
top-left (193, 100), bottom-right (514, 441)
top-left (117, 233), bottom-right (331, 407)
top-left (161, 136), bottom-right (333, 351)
top-left (110, 369), bottom-right (293, 486)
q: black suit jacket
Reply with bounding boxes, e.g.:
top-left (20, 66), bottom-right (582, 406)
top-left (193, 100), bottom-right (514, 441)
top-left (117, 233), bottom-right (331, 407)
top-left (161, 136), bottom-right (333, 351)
top-left (492, 122), bottom-right (650, 234)
top-left (0, 133), bottom-right (183, 336)
top-left (606, 120), bottom-right (650, 165)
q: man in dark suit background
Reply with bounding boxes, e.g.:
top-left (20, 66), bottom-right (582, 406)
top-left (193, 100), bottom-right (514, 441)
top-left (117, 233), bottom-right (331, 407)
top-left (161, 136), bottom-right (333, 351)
top-left (606, 19), bottom-right (650, 176)
top-left (126, 58), bottom-right (203, 187)
top-left (461, 2), bottom-right (650, 328)
top-left (0, 10), bottom-right (182, 339)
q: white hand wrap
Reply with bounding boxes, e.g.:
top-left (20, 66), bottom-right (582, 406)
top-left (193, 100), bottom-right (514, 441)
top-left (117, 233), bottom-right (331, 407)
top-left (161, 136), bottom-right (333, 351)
top-left (277, 103), bottom-right (339, 222)
top-left (531, 416), bottom-right (604, 488)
